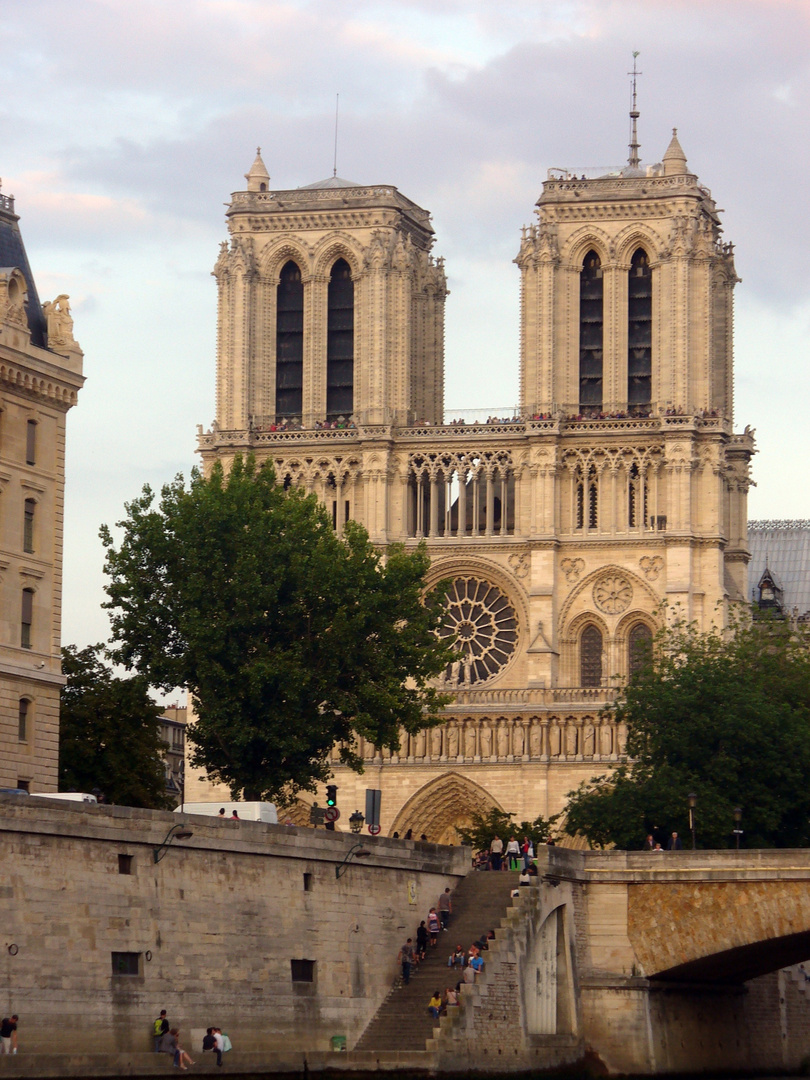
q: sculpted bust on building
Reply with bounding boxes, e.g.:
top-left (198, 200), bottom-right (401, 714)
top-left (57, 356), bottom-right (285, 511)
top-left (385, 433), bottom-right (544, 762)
top-left (187, 120), bottom-right (754, 842)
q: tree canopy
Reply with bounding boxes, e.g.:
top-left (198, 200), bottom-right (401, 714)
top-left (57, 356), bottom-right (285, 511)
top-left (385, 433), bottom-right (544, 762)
top-left (563, 614), bottom-right (810, 849)
top-left (100, 455), bottom-right (453, 802)
top-left (60, 644), bottom-right (172, 808)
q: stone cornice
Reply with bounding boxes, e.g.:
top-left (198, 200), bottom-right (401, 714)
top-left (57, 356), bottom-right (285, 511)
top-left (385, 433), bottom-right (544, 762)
top-left (1, 348), bottom-right (84, 410)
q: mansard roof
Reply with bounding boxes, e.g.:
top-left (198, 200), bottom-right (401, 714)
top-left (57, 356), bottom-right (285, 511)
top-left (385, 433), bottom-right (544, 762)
top-left (0, 192), bottom-right (47, 348)
top-left (748, 520), bottom-right (810, 618)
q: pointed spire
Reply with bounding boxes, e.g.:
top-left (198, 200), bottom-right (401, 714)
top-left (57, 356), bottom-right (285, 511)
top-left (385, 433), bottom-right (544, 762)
top-left (245, 148), bottom-right (270, 192)
top-left (662, 128), bottom-right (688, 176)
top-left (627, 51), bottom-right (642, 170)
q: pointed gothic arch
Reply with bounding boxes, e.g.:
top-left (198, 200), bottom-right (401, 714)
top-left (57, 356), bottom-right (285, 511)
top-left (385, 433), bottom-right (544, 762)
top-left (390, 771), bottom-right (504, 845)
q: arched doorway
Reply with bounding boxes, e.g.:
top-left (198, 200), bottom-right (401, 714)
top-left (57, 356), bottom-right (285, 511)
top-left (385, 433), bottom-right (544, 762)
top-left (390, 772), bottom-right (504, 845)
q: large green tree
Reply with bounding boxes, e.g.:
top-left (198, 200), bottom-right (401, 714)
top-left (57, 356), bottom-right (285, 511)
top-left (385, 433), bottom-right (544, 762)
top-left (563, 614), bottom-right (810, 850)
top-left (60, 644), bottom-right (172, 808)
top-left (100, 455), bottom-right (453, 801)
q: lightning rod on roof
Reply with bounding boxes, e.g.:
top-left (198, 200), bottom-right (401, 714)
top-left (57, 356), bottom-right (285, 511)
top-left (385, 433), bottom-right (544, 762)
top-left (628, 51), bottom-right (642, 169)
top-left (333, 93), bottom-right (339, 178)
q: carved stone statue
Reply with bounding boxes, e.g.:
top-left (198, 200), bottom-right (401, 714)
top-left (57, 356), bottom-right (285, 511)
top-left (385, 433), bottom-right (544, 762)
top-left (480, 724), bottom-right (492, 758)
top-left (549, 722), bottom-right (561, 757)
top-left (599, 722), bottom-right (613, 757)
top-left (528, 724), bottom-right (540, 757)
top-left (513, 724), bottom-right (525, 756)
top-left (497, 722), bottom-right (509, 759)
top-left (415, 730), bottom-right (426, 758)
top-left (465, 723), bottom-right (477, 758)
top-left (565, 723), bottom-right (578, 757)
top-left (447, 723), bottom-right (459, 758)
top-left (430, 726), bottom-right (443, 758)
top-left (42, 294), bottom-right (75, 346)
top-left (583, 723), bottom-right (595, 757)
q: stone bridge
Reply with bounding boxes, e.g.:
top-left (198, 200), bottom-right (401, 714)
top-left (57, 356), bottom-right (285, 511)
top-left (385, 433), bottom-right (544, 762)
top-left (454, 847), bottom-right (810, 1075)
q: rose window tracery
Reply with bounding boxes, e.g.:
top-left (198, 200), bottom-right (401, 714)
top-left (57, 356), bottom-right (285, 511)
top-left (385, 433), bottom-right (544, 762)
top-left (593, 573), bottom-right (633, 614)
top-left (436, 576), bottom-right (518, 685)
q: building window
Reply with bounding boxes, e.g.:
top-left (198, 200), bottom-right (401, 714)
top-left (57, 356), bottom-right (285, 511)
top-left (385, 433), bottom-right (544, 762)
top-left (579, 251), bottom-right (603, 412)
top-left (118, 854), bottom-right (133, 875)
top-left (21, 588), bottom-right (34, 649)
top-left (326, 259), bottom-right (354, 420)
top-left (16, 779), bottom-right (30, 793)
top-left (303, 872), bottom-right (312, 892)
top-left (580, 625), bottom-right (603, 687)
top-left (276, 260), bottom-right (304, 420)
top-left (575, 465), bottom-right (598, 530)
top-left (26, 420), bottom-right (37, 466)
top-left (628, 248), bottom-right (652, 410)
top-left (111, 951), bottom-right (140, 976)
top-left (628, 622), bottom-right (653, 677)
top-left (291, 958), bottom-right (315, 983)
top-left (18, 699), bottom-right (30, 742)
top-left (23, 499), bottom-right (35, 553)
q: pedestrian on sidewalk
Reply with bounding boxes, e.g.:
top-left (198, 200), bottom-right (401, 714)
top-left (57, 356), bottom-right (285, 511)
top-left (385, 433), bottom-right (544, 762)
top-left (153, 1009), bottom-right (169, 1052)
top-left (416, 920), bottom-right (428, 961)
top-left (489, 834), bottom-right (503, 871)
top-left (438, 887), bottom-right (453, 930)
top-left (427, 908), bottom-right (441, 946)
top-left (506, 835), bottom-right (521, 870)
top-left (0, 1016), bottom-right (17, 1055)
top-left (398, 938), bottom-right (415, 985)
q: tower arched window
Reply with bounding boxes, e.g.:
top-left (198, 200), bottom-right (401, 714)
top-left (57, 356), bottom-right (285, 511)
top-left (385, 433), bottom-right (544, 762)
top-left (628, 622), bottom-right (653, 677)
top-left (628, 248), bottom-right (652, 410)
top-left (575, 465), bottom-right (599, 530)
top-left (580, 624), bottom-right (603, 687)
top-left (628, 463), bottom-right (647, 529)
top-left (327, 258), bottom-right (354, 420)
top-left (275, 260), bottom-right (304, 419)
top-left (579, 251), bottom-right (603, 412)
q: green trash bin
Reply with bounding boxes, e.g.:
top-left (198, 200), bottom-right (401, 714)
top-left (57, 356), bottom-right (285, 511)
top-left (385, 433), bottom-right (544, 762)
top-left (331, 1035), bottom-right (347, 1052)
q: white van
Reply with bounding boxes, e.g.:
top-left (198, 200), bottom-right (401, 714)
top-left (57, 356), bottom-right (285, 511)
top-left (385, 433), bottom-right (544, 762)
top-left (31, 792), bottom-right (98, 804)
top-left (175, 801), bottom-right (278, 824)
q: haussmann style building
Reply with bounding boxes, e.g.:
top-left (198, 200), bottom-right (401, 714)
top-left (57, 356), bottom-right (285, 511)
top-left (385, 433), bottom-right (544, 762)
top-left (0, 185), bottom-right (84, 792)
top-left (186, 119), bottom-right (755, 842)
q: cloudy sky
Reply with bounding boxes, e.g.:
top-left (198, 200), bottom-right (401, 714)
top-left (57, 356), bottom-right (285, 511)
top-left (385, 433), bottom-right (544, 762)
top-left (2, 0), bottom-right (808, 653)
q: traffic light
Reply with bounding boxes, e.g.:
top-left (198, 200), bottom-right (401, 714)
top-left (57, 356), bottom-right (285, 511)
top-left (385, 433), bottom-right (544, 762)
top-left (326, 785), bottom-right (338, 807)
top-left (325, 784), bottom-right (338, 830)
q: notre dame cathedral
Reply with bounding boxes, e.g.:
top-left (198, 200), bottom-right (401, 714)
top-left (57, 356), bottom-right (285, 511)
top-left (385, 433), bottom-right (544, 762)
top-left (186, 119), bottom-right (755, 843)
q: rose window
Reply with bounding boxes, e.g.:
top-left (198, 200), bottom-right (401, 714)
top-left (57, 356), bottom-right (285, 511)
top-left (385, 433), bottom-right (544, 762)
top-left (436, 576), bottom-right (518, 685)
top-left (593, 574), bottom-right (633, 614)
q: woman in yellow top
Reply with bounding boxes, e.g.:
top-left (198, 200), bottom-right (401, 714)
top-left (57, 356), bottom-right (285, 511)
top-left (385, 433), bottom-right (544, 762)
top-left (428, 991), bottom-right (442, 1019)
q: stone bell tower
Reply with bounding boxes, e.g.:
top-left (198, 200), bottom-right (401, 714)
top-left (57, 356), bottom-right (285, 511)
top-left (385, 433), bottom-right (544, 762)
top-left (212, 150), bottom-right (447, 431)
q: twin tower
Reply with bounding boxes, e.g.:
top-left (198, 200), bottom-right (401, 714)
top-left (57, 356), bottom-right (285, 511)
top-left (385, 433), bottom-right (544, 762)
top-left (193, 129), bottom-right (755, 838)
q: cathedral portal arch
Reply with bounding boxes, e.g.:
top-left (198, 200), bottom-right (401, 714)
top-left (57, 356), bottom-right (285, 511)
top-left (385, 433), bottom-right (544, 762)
top-left (390, 771), bottom-right (504, 845)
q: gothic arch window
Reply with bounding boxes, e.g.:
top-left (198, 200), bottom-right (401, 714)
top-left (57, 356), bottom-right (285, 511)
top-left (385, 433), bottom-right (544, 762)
top-left (580, 624), bottom-right (603, 687)
top-left (276, 260), bottom-right (304, 419)
top-left (327, 258), bottom-right (354, 420)
top-left (628, 248), bottom-right (652, 410)
top-left (628, 621), bottom-right (653, 677)
top-left (579, 250), bottom-right (603, 412)
top-left (628, 463), bottom-right (647, 528)
top-left (576, 465), bottom-right (598, 530)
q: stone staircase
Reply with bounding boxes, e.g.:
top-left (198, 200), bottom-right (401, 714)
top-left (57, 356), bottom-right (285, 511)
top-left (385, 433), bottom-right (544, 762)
top-left (354, 870), bottom-right (522, 1052)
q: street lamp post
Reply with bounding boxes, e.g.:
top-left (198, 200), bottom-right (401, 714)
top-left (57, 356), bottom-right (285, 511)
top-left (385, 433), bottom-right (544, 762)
top-left (335, 842), bottom-right (371, 879)
top-left (153, 824), bottom-right (194, 863)
top-left (349, 810), bottom-right (365, 834)
top-left (733, 806), bottom-right (743, 850)
top-left (687, 792), bottom-right (697, 850)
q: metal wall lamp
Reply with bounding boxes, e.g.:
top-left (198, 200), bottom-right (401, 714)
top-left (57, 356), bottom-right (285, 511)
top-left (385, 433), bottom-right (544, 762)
top-left (335, 842), bottom-right (371, 878)
top-left (153, 824), bottom-right (194, 863)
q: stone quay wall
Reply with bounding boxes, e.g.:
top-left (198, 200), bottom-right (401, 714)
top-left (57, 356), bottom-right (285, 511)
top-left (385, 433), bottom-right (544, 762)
top-left (0, 796), bottom-right (467, 1056)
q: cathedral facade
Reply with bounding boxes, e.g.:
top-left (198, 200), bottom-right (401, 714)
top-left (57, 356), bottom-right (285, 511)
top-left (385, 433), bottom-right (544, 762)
top-left (188, 130), bottom-right (754, 842)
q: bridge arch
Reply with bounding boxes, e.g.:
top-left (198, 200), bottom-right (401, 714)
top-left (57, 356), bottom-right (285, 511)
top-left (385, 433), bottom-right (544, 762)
top-left (390, 772), bottom-right (504, 845)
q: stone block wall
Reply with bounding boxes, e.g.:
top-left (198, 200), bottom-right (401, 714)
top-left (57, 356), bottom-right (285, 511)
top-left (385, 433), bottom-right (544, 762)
top-left (0, 796), bottom-right (467, 1054)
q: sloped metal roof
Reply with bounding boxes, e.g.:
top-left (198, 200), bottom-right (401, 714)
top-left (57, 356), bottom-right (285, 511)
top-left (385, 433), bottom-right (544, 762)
top-left (0, 196), bottom-right (47, 348)
top-left (748, 520), bottom-right (810, 617)
top-left (298, 176), bottom-right (363, 190)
